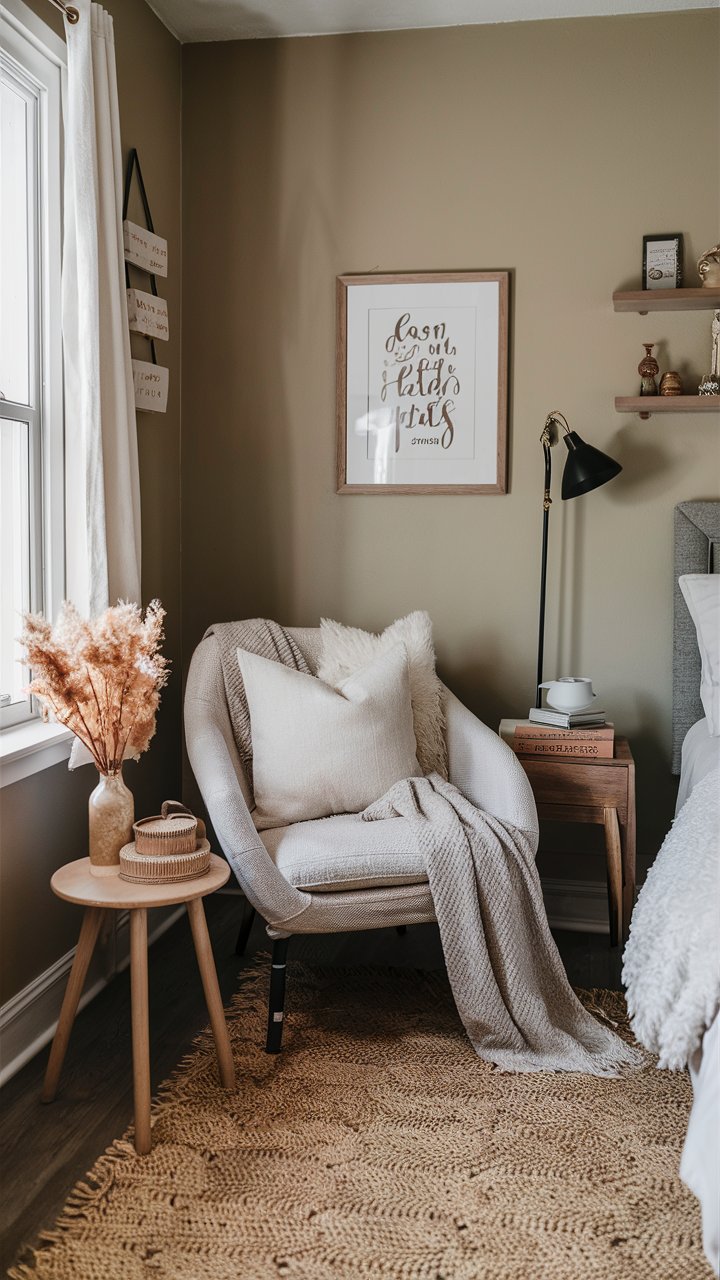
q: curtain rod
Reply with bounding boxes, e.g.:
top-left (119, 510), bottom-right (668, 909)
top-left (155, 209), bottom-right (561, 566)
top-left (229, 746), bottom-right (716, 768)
top-left (47, 0), bottom-right (80, 23)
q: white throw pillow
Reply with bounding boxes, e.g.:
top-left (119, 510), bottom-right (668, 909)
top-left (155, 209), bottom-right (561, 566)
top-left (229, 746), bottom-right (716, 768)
top-left (679, 574), bottom-right (720, 736)
top-left (236, 643), bottom-right (421, 830)
top-left (316, 611), bottom-right (448, 778)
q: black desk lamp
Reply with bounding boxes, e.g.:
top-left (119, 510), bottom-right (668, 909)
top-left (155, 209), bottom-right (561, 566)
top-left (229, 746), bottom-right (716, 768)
top-left (535, 411), bottom-right (622, 708)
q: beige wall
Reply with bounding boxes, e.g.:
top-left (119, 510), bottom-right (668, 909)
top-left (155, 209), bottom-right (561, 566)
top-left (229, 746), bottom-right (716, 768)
top-left (2, 7), bottom-right (718, 1007)
top-left (182, 10), bottom-right (720, 877)
top-left (0, 0), bottom-right (182, 1004)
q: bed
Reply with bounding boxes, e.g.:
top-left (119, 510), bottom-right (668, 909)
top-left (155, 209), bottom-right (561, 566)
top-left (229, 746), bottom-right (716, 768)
top-left (624, 499), bottom-right (720, 1276)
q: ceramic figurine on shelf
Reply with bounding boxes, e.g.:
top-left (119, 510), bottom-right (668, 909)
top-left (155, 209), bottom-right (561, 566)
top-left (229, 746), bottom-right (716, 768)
top-left (638, 343), bottom-right (659, 396)
top-left (698, 310), bottom-right (720, 396)
top-left (659, 371), bottom-right (684, 396)
top-left (697, 244), bottom-right (720, 289)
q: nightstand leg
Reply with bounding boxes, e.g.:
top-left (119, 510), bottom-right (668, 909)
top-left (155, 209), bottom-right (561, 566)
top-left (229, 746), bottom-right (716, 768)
top-left (42, 906), bottom-right (105, 1103)
top-left (621, 773), bottom-right (636, 941)
top-left (130, 908), bottom-right (152, 1155)
top-left (187, 898), bottom-right (235, 1089)
top-left (603, 807), bottom-right (623, 948)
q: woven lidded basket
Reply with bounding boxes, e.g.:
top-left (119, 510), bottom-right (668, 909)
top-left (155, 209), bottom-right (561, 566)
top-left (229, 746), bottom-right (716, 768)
top-left (133, 800), bottom-right (202, 855)
top-left (119, 838), bottom-right (212, 884)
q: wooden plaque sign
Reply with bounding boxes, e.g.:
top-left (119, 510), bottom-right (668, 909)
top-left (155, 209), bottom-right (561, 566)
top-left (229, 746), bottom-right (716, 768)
top-left (132, 359), bottom-right (169, 414)
top-left (123, 220), bottom-right (168, 277)
top-left (127, 288), bottom-right (169, 341)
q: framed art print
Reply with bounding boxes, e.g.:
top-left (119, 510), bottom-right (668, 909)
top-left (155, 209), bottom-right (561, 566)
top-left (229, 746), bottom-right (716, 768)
top-left (336, 271), bottom-right (509, 494)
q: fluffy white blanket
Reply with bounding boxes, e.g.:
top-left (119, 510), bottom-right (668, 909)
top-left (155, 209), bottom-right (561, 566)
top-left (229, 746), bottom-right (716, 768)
top-left (622, 767), bottom-right (720, 1070)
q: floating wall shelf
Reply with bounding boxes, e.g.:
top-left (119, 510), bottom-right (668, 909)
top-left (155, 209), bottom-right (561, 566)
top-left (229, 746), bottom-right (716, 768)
top-left (613, 288), bottom-right (720, 314)
top-left (615, 395), bottom-right (720, 419)
top-left (613, 286), bottom-right (720, 415)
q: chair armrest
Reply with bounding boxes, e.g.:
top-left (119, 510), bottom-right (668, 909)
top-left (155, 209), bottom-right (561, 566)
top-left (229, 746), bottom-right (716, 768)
top-left (444, 687), bottom-right (539, 847)
top-left (184, 646), bottom-right (311, 929)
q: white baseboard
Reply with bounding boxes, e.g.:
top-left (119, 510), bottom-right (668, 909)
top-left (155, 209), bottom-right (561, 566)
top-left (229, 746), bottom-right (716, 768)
top-left (542, 876), bottom-right (610, 934)
top-left (0, 907), bottom-right (184, 1087)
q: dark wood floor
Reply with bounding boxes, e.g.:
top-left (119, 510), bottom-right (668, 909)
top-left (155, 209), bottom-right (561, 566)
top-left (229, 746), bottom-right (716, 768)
top-left (0, 894), bottom-right (622, 1274)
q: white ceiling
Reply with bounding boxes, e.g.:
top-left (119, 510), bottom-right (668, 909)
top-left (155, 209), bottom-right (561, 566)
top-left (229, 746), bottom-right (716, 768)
top-left (147, 0), bottom-right (717, 44)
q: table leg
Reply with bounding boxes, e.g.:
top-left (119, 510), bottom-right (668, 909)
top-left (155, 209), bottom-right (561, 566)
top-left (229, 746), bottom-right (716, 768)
top-left (130, 908), bottom-right (151, 1155)
top-left (42, 906), bottom-right (105, 1103)
top-left (621, 762), bottom-right (637, 941)
top-left (603, 806), bottom-right (623, 949)
top-left (187, 898), bottom-right (235, 1089)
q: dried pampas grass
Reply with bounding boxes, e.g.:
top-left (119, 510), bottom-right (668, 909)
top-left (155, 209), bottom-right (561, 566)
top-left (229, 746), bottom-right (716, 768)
top-left (18, 600), bottom-right (169, 776)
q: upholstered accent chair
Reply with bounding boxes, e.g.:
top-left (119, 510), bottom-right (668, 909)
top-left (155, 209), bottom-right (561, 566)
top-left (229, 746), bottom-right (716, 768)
top-left (184, 627), bottom-right (539, 1052)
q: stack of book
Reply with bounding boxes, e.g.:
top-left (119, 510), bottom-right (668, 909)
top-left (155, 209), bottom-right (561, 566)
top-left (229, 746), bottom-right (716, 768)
top-left (527, 705), bottom-right (606, 729)
top-left (499, 717), bottom-right (615, 760)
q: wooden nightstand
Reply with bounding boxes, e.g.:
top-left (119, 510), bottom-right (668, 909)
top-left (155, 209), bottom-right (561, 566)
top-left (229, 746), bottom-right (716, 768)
top-left (514, 737), bottom-right (636, 947)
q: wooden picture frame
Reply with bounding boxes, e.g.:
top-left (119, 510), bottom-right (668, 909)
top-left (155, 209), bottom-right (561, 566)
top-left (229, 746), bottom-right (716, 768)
top-left (642, 234), bottom-right (683, 290)
top-left (336, 271), bottom-right (509, 494)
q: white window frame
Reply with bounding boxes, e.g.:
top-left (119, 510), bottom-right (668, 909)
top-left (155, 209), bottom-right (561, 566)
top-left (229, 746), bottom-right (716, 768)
top-left (0, 0), bottom-right (66, 767)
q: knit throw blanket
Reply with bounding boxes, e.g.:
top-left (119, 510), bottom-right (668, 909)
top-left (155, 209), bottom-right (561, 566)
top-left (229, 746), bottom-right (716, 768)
top-left (208, 619), bottom-right (641, 1076)
top-left (364, 774), bottom-right (642, 1076)
top-left (205, 619), bottom-right (311, 787)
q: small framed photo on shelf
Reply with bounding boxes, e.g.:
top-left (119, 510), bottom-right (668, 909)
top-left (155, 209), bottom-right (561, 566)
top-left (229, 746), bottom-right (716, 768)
top-left (642, 233), bottom-right (683, 290)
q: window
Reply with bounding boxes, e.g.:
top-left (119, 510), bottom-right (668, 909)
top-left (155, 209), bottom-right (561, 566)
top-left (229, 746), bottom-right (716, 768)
top-left (0, 4), bottom-right (64, 729)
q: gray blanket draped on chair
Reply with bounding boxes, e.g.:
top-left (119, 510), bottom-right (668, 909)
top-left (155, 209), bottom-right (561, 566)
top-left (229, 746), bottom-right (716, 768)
top-left (364, 774), bottom-right (641, 1075)
top-left (206, 618), bottom-right (641, 1076)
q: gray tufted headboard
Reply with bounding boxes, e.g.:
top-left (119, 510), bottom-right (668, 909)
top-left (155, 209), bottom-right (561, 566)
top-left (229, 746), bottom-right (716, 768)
top-left (672, 501), bottom-right (720, 774)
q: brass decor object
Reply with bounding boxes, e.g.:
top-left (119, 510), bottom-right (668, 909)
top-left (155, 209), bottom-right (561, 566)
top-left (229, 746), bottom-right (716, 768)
top-left (697, 243), bottom-right (720, 289)
top-left (119, 801), bottom-right (211, 884)
top-left (659, 371), bottom-right (684, 396)
top-left (638, 343), bottom-right (659, 395)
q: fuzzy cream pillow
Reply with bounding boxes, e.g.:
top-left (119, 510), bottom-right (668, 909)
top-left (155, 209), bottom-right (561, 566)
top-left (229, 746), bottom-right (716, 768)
top-left (237, 643), bottom-right (421, 830)
top-left (317, 611), bottom-right (448, 778)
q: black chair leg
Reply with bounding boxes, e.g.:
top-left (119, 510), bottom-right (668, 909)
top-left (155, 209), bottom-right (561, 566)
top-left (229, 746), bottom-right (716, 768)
top-left (396, 925), bottom-right (407, 936)
top-left (265, 937), bottom-right (289, 1054)
top-left (235, 903), bottom-right (257, 956)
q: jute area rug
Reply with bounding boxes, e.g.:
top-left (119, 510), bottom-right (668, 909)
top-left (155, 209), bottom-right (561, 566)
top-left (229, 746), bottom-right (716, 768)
top-left (11, 962), bottom-right (711, 1280)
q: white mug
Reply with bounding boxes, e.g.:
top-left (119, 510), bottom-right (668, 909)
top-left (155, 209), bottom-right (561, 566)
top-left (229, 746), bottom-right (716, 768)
top-left (538, 677), bottom-right (596, 713)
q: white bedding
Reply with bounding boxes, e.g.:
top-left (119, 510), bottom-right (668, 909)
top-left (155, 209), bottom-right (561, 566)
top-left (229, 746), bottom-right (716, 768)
top-left (681, 1013), bottom-right (720, 1275)
top-left (624, 721), bottom-right (720, 1274)
top-left (677, 717), bottom-right (720, 815)
top-left (678, 721), bottom-right (720, 1277)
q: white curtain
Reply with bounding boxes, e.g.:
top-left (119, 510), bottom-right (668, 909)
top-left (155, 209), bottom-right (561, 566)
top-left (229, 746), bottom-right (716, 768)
top-left (62, 0), bottom-right (141, 616)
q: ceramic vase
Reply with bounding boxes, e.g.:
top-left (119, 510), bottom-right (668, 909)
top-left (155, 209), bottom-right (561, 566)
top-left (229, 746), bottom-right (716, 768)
top-left (88, 769), bottom-right (134, 876)
top-left (638, 344), bottom-right (659, 396)
top-left (659, 371), bottom-right (683, 396)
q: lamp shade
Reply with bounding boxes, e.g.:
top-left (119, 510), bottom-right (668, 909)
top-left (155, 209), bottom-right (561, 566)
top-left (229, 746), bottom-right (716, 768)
top-left (561, 431), bottom-right (622, 500)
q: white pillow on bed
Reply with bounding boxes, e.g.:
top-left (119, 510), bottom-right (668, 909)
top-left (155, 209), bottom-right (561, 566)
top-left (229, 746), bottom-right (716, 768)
top-left (680, 574), bottom-right (720, 736)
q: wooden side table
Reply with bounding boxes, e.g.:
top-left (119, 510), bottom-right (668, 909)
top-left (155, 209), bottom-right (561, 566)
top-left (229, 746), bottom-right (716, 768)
top-left (515, 737), bottom-right (636, 946)
top-left (42, 854), bottom-right (235, 1155)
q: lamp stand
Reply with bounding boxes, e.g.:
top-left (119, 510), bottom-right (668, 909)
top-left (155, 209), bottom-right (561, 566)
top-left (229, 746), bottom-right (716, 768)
top-left (536, 422), bottom-right (554, 709)
top-left (533, 409), bottom-right (622, 709)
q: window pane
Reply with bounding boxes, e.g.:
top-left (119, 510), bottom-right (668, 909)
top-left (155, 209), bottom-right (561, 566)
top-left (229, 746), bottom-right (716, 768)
top-left (0, 417), bottom-right (31, 709)
top-left (0, 71), bottom-right (32, 406)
